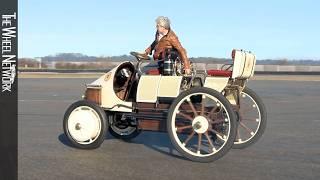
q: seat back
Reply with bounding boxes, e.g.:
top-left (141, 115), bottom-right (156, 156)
top-left (231, 49), bottom-right (256, 79)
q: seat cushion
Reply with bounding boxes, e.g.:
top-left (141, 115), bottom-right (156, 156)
top-left (147, 68), bottom-right (161, 75)
top-left (207, 69), bottom-right (232, 77)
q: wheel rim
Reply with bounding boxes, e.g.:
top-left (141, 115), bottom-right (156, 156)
top-left (67, 106), bottom-right (102, 144)
top-left (234, 91), bottom-right (261, 144)
top-left (110, 122), bottom-right (136, 136)
top-left (171, 93), bottom-right (231, 157)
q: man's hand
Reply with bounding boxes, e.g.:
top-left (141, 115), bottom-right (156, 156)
top-left (145, 47), bottom-right (151, 55)
top-left (184, 68), bottom-right (191, 75)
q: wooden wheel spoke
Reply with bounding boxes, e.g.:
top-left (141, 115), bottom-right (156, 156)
top-left (183, 131), bottom-right (195, 145)
top-left (239, 122), bottom-right (254, 135)
top-left (187, 99), bottom-right (198, 117)
top-left (207, 106), bottom-right (218, 117)
top-left (240, 101), bottom-right (250, 106)
top-left (211, 118), bottom-right (224, 125)
top-left (200, 95), bottom-right (206, 115)
top-left (240, 101), bottom-right (257, 113)
top-left (240, 107), bottom-right (252, 113)
top-left (208, 113), bottom-right (219, 120)
top-left (197, 133), bottom-right (202, 153)
top-left (204, 132), bottom-right (215, 151)
top-left (176, 125), bottom-right (192, 132)
top-left (210, 129), bottom-right (226, 141)
top-left (177, 112), bottom-right (194, 121)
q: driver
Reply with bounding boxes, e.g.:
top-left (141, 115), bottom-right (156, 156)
top-left (144, 16), bottom-right (191, 75)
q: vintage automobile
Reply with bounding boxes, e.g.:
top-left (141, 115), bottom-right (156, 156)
top-left (63, 49), bottom-right (267, 162)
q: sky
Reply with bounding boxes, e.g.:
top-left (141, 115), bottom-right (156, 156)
top-left (19, 0), bottom-right (320, 60)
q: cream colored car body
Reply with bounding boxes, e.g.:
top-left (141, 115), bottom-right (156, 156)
top-left (85, 49), bottom-right (256, 112)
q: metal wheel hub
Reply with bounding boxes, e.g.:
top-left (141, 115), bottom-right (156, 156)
top-left (75, 123), bottom-right (82, 130)
top-left (192, 116), bottom-right (209, 134)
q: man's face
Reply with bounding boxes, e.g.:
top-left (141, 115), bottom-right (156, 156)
top-left (156, 24), bottom-right (166, 34)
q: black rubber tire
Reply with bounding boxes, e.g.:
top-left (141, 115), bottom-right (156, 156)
top-left (233, 87), bottom-right (267, 149)
top-left (109, 123), bottom-right (141, 140)
top-left (167, 87), bottom-right (237, 162)
top-left (63, 100), bottom-right (108, 149)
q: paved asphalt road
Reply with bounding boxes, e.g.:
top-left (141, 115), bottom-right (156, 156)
top-left (18, 77), bottom-right (320, 180)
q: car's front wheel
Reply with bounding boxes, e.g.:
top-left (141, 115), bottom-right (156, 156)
top-left (63, 100), bottom-right (108, 149)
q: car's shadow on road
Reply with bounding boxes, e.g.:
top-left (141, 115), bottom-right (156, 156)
top-left (123, 131), bottom-right (186, 160)
top-left (58, 131), bottom-right (186, 161)
top-left (58, 133), bottom-right (74, 147)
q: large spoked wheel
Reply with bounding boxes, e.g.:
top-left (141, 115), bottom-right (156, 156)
top-left (109, 114), bottom-right (141, 140)
top-left (167, 87), bottom-right (237, 162)
top-left (233, 87), bottom-right (267, 149)
top-left (63, 100), bottom-right (108, 149)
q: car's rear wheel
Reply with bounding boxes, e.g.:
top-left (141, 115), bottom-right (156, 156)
top-left (233, 87), bottom-right (267, 149)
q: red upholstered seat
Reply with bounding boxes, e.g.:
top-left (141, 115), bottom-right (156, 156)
top-left (207, 70), bottom-right (232, 77)
top-left (147, 68), bottom-right (161, 75)
top-left (206, 49), bottom-right (236, 77)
